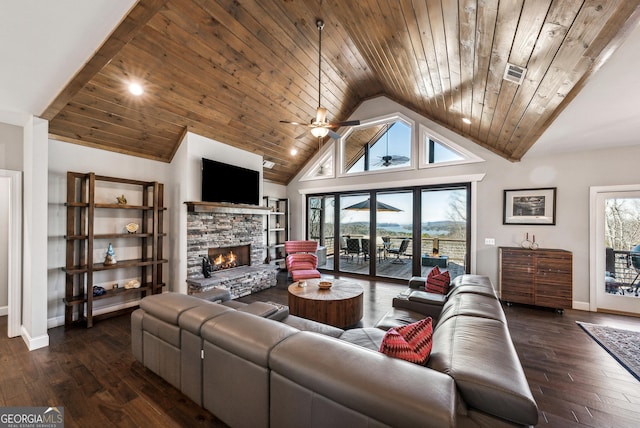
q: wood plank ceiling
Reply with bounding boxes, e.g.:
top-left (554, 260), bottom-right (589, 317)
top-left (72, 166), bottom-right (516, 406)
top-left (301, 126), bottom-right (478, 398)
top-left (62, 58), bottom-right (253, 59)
top-left (43, 0), bottom-right (640, 184)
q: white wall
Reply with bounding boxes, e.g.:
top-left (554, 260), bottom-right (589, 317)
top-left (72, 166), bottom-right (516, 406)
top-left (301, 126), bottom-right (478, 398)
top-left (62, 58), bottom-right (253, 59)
top-left (0, 123), bottom-right (23, 170)
top-left (288, 96), bottom-right (640, 309)
top-left (0, 123), bottom-right (22, 317)
top-left (0, 177), bottom-right (9, 312)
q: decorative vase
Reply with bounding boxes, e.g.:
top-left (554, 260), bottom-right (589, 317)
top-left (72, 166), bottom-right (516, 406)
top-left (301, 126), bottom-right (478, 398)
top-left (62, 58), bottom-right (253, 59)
top-left (104, 243), bottom-right (117, 265)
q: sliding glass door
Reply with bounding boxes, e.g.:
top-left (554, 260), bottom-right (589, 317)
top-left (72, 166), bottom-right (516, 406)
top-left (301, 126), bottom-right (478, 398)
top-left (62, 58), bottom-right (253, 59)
top-left (308, 195), bottom-right (334, 269)
top-left (375, 191), bottom-right (413, 279)
top-left (339, 193), bottom-right (371, 275)
top-left (420, 187), bottom-right (469, 278)
top-left (306, 183), bottom-right (470, 282)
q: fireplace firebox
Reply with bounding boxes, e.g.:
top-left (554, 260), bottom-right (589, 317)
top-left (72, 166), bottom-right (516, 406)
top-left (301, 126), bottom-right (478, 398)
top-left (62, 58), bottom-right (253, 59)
top-left (205, 244), bottom-right (251, 275)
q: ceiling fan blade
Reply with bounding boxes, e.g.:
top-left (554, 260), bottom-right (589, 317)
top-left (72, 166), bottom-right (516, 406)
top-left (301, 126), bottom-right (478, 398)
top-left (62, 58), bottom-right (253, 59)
top-left (294, 130), bottom-right (309, 139)
top-left (328, 130), bottom-right (341, 140)
top-left (331, 119), bottom-right (360, 127)
top-left (280, 120), bottom-right (307, 126)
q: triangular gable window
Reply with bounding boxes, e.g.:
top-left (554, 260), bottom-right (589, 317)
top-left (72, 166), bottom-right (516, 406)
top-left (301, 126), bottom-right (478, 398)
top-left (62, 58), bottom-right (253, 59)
top-left (419, 125), bottom-right (483, 168)
top-left (301, 148), bottom-right (334, 181)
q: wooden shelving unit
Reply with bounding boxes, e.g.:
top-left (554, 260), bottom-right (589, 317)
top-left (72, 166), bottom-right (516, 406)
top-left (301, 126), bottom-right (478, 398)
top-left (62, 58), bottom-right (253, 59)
top-left (264, 197), bottom-right (289, 267)
top-left (63, 172), bottom-right (167, 327)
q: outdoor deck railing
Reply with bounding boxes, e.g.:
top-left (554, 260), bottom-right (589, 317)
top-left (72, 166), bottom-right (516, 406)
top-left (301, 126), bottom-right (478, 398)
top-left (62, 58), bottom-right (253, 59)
top-left (609, 249), bottom-right (640, 290)
top-left (312, 236), bottom-right (467, 267)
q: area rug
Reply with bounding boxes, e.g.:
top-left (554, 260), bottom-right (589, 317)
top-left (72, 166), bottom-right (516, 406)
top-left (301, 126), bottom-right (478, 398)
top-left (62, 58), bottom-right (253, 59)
top-left (577, 321), bottom-right (640, 381)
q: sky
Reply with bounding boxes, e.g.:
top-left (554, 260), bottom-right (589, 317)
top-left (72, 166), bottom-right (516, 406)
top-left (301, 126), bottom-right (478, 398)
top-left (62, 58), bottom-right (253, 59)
top-left (338, 189), bottom-right (464, 224)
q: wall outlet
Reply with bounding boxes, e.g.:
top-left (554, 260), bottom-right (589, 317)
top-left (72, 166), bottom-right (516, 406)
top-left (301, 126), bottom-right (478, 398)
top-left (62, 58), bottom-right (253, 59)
top-left (485, 238), bottom-right (496, 246)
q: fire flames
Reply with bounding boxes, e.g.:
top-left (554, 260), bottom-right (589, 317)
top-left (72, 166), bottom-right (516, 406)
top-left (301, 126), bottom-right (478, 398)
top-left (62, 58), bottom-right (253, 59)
top-left (211, 250), bottom-right (237, 271)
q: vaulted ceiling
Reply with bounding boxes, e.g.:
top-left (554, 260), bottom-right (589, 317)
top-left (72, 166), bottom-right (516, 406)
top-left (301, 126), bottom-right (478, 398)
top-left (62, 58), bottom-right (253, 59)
top-left (42, 0), bottom-right (640, 184)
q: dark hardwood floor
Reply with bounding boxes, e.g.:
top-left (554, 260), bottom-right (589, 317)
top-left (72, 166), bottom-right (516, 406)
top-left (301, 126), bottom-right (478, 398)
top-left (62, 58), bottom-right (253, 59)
top-left (1, 275), bottom-right (639, 427)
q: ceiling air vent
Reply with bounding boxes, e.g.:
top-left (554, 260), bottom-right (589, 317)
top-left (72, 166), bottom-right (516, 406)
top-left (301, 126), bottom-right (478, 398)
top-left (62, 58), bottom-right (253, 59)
top-left (503, 63), bottom-right (527, 85)
top-left (263, 160), bottom-right (275, 169)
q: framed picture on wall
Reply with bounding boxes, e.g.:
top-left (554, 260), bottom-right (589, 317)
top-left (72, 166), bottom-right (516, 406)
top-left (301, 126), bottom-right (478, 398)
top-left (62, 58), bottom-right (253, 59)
top-left (503, 187), bottom-right (556, 225)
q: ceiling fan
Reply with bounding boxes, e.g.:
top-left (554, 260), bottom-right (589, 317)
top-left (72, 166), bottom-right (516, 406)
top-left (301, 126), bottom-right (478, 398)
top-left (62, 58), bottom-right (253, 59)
top-left (280, 19), bottom-right (360, 140)
top-left (373, 123), bottom-right (409, 167)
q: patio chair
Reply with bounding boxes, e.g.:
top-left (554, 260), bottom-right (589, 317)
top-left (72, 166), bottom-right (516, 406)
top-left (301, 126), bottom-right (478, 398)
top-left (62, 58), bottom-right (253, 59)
top-left (284, 240), bottom-right (321, 282)
top-left (361, 238), bottom-right (370, 261)
top-left (388, 238), bottom-right (410, 264)
top-left (346, 238), bottom-right (363, 262)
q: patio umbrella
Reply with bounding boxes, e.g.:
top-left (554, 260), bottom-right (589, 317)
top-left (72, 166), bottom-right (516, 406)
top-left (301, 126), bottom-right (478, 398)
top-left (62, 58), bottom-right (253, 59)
top-left (343, 198), bottom-right (402, 212)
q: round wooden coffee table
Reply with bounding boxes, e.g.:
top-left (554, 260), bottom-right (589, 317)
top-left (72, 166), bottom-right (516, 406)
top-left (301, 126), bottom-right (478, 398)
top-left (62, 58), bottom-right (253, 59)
top-left (288, 279), bottom-right (364, 328)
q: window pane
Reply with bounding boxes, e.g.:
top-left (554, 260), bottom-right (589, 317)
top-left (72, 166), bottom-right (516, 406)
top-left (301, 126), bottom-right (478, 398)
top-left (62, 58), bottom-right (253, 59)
top-left (339, 194), bottom-right (371, 274)
top-left (344, 119), bottom-right (411, 174)
top-left (375, 191), bottom-right (413, 280)
top-left (420, 188), bottom-right (467, 280)
top-left (308, 195), bottom-right (334, 269)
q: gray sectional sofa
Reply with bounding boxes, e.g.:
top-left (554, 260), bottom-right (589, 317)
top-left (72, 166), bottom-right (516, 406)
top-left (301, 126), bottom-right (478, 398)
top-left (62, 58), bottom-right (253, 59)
top-left (131, 274), bottom-right (538, 427)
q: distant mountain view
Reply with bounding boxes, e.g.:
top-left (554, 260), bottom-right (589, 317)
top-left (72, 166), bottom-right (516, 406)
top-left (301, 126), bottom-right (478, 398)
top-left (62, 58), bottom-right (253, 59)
top-left (341, 221), bottom-right (465, 237)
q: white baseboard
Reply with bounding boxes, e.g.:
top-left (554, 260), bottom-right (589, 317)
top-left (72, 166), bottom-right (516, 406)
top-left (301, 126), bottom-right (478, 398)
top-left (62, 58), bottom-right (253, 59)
top-left (0, 305), bottom-right (7, 316)
top-left (572, 301), bottom-right (591, 312)
top-left (21, 325), bottom-right (49, 350)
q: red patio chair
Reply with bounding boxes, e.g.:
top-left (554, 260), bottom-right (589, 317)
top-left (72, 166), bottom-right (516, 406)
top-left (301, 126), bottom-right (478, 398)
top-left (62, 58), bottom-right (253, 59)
top-left (284, 240), bottom-right (321, 282)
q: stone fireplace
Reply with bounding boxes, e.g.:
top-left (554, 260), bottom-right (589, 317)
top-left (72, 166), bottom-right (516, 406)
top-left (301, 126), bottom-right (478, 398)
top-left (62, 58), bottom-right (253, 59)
top-left (185, 202), bottom-right (277, 298)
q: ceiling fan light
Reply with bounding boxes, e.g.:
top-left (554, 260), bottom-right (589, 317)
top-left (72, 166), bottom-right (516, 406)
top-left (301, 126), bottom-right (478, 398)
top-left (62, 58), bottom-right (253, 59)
top-left (310, 127), bottom-right (329, 138)
top-left (315, 107), bottom-right (327, 123)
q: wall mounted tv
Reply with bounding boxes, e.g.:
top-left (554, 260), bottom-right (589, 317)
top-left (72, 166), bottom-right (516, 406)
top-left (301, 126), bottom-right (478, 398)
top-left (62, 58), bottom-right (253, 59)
top-left (201, 158), bottom-right (260, 205)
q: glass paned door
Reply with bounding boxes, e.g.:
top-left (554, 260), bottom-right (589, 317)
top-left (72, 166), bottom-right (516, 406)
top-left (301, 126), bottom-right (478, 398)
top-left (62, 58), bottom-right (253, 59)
top-left (595, 189), bottom-right (640, 315)
top-left (420, 187), bottom-right (468, 281)
top-left (375, 191), bottom-right (413, 279)
top-left (339, 194), bottom-right (371, 274)
top-left (308, 195), bottom-right (334, 269)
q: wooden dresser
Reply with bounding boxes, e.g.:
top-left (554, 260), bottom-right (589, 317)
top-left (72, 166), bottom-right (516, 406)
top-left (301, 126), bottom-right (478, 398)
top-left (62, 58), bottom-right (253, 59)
top-left (498, 247), bottom-right (572, 313)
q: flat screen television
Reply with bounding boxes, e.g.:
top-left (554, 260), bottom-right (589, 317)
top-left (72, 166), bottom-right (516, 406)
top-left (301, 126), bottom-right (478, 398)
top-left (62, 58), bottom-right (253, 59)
top-left (201, 158), bottom-right (260, 205)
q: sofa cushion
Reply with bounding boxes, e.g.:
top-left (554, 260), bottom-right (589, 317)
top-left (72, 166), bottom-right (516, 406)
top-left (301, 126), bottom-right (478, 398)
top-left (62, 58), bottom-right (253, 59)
top-left (428, 315), bottom-right (538, 426)
top-left (374, 307), bottom-right (425, 331)
top-left (426, 267), bottom-right (450, 294)
top-left (281, 314), bottom-right (344, 337)
top-left (140, 292), bottom-right (209, 325)
top-left (339, 328), bottom-right (385, 351)
top-left (379, 318), bottom-right (433, 364)
top-left (436, 292), bottom-right (506, 329)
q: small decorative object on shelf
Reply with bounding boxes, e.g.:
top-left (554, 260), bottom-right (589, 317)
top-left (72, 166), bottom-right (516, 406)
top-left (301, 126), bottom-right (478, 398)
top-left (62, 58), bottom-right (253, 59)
top-left (124, 279), bottom-right (141, 289)
top-left (125, 222), bottom-right (139, 233)
top-left (520, 233), bottom-right (539, 250)
top-left (104, 243), bottom-right (117, 265)
top-left (93, 286), bottom-right (106, 296)
top-left (116, 194), bottom-right (127, 205)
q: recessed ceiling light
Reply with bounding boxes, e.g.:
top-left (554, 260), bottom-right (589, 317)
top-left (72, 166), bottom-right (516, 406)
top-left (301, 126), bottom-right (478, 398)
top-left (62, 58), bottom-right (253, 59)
top-left (128, 82), bottom-right (144, 96)
top-left (462, 118), bottom-right (471, 125)
top-left (290, 148), bottom-right (298, 156)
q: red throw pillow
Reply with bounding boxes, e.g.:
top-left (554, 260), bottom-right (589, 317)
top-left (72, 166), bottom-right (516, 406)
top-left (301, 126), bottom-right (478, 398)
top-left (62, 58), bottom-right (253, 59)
top-left (378, 318), bottom-right (433, 364)
top-left (426, 267), bottom-right (450, 294)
